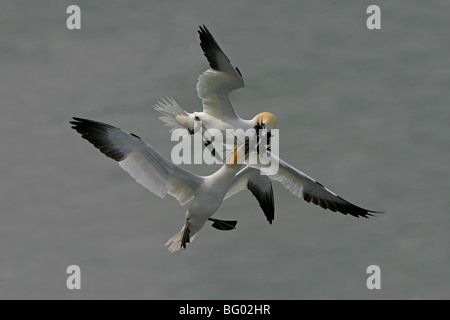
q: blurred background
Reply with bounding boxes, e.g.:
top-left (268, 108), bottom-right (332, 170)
top-left (1, 0), bottom-right (449, 299)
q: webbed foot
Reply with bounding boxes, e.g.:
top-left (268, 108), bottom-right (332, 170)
top-left (208, 218), bottom-right (238, 231)
top-left (181, 221), bottom-right (191, 249)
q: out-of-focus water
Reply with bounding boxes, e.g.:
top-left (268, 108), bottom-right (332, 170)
top-left (1, 0), bottom-right (449, 299)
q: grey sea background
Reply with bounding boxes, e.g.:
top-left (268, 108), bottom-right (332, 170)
top-left (1, 0), bottom-right (449, 299)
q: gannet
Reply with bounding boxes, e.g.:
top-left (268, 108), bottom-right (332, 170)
top-left (154, 25), bottom-right (383, 218)
top-left (154, 25), bottom-right (278, 142)
top-left (70, 117), bottom-right (273, 252)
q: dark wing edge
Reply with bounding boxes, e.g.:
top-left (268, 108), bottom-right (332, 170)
top-left (267, 155), bottom-right (384, 219)
top-left (302, 180), bottom-right (385, 218)
top-left (198, 25), bottom-right (243, 78)
top-left (248, 177), bottom-right (275, 224)
top-left (70, 117), bottom-right (131, 161)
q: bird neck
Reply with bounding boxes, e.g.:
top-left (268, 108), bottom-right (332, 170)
top-left (208, 149), bottom-right (244, 182)
top-left (205, 163), bottom-right (242, 190)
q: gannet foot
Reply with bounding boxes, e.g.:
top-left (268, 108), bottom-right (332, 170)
top-left (181, 221), bottom-right (191, 249)
top-left (208, 218), bottom-right (238, 231)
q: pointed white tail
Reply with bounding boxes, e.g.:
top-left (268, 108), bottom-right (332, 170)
top-left (153, 97), bottom-right (189, 132)
top-left (165, 220), bottom-right (197, 253)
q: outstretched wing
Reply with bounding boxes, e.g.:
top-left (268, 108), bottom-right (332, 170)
top-left (225, 166), bottom-right (275, 224)
top-left (255, 154), bottom-right (383, 218)
top-left (70, 117), bottom-right (202, 205)
top-left (196, 25), bottom-right (245, 119)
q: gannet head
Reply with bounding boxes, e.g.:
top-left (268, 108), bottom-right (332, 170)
top-left (178, 112), bottom-right (202, 134)
top-left (252, 112), bottom-right (277, 130)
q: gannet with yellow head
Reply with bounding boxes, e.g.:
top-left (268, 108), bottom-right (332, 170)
top-left (154, 26), bottom-right (278, 143)
top-left (154, 25), bottom-right (383, 220)
top-left (70, 117), bottom-right (275, 252)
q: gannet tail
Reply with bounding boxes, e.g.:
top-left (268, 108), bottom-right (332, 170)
top-left (165, 219), bottom-right (197, 253)
top-left (153, 97), bottom-right (191, 133)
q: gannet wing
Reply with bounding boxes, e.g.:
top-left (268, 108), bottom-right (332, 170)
top-left (258, 154), bottom-right (383, 218)
top-left (70, 117), bottom-right (202, 205)
top-left (196, 25), bottom-right (245, 119)
top-left (225, 166), bottom-right (274, 224)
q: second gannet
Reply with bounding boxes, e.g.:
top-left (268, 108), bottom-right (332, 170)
top-left (70, 117), bottom-right (273, 252)
top-left (154, 25), bottom-right (278, 142)
top-left (154, 25), bottom-right (383, 218)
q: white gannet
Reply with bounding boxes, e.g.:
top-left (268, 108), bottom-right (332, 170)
top-left (154, 25), bottom-right (278, 141)
top-left (70, 117), bottom-right (274, 252)
top-left (154, 25), bottom-right (383, 218)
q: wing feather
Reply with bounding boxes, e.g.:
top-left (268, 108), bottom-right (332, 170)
top-left (225, 166), bottom-right (275, 224)
top-left (255, 154), bottom-right (383, 218)
top-left (196, 25), bottom-right (244, 119)
top-left (70, 117), bottom-right (202, 205)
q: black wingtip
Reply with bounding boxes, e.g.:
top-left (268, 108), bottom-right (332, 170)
top-left (334, 196), bottom-right (384, 218)
top-left (235, 67), bottom-right (242, 77)
top-left (198, 24), bottom-right (232, 72)
top-left (198, 24), bottom-right (208, 34)
top-left (302, 188), bottom-right (384, 219)
top-left (248, 180), bottom-right (275, 225)
top-left (70, 117), bottom-right (128, 162)
top-left (365, 210), bottom-right (386, 217)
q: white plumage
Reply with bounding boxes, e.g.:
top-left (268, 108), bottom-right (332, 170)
top-left (71, 25), bottom-right (382, 253)
top-left (70, 117), bottom-right (274, 252)
top-left (154, 25), bottom-right (382, 219)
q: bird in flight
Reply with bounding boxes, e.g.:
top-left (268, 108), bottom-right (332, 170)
top-left (154, 26), bottom-right (277, 145)
top-left (70, 26), bottom-right (382, 252)
top-left (154, 25), bottom-right (383, 219)
top-left (70, 117), bottom-right (273, 252)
